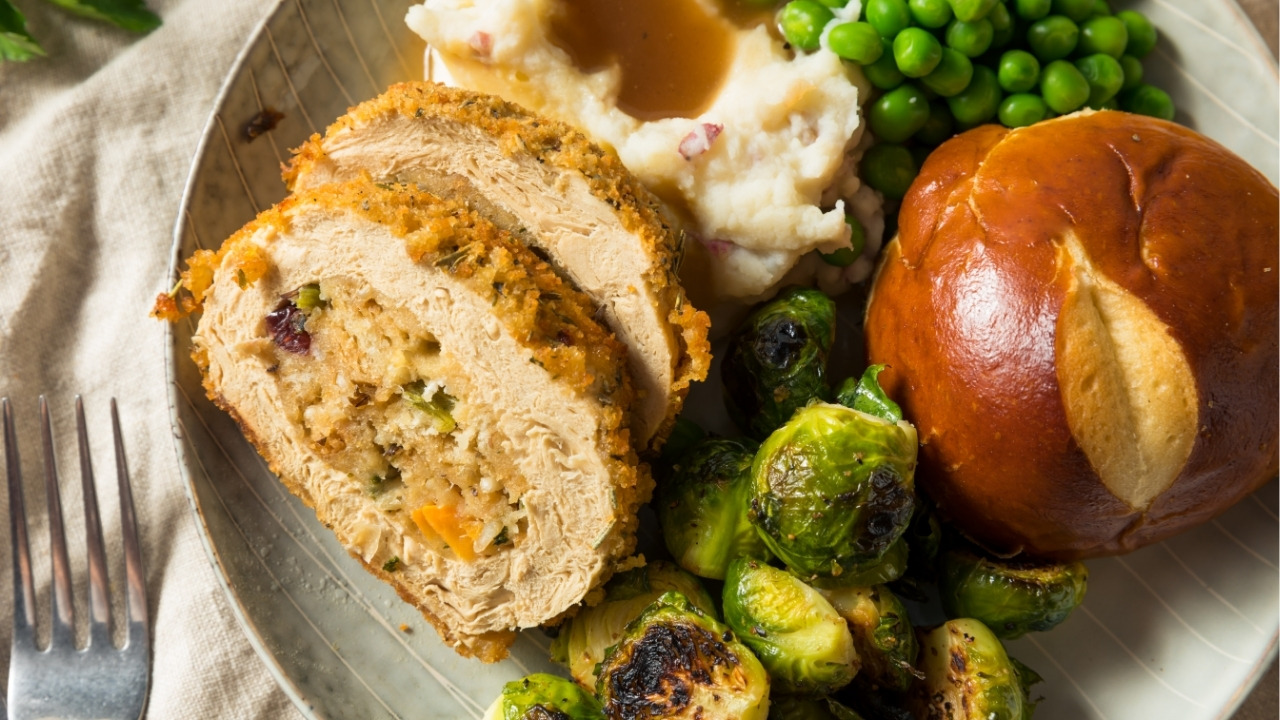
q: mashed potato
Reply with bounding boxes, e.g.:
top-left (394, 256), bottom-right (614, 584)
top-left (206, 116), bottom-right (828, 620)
top-left (406, 0), bottom-right (882, 306)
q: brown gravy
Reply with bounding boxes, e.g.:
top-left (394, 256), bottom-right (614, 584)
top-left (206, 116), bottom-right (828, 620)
top-left (548, 0), bottom-right (753, 121)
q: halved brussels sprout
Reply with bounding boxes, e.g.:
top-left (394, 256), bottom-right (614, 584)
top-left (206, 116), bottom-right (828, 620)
top-left (722, 286), bottom-right (837, 439)
top-left (939, 545), bottom-right (1088, 639)
top-left (909, 619), bottom-right (1033, 720)
top-left (768, 694), bottom-right (864, 720)
top-left (550, 561), bottom-right (717, 689)
top-left (597, 590), bottom-right (771, 720)
top-left (723, 558), bottom-right (858, 695)
top-left (657, 437), bottom-right (773, 579)
top-left (749, 402), bottom-right (918, 584)
top-left (482, 673), bottom-right (604, 720)
top-left (820, 585), bottom-right (920, 693)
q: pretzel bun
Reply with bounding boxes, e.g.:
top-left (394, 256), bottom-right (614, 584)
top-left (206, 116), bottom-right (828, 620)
top-left (864, 111), bottom-right (1279, 560)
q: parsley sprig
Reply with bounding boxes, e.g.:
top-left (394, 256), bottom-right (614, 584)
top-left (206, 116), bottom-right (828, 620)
top-left (1, 0), bottom-right (160, 62)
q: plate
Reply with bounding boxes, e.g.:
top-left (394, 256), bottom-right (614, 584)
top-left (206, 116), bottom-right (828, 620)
top-left (162, 1), bottom-right (1280, 718)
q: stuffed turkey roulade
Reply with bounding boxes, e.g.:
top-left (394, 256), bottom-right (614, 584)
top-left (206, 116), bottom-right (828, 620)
top-left (163, 177), bottom-right (647, 661)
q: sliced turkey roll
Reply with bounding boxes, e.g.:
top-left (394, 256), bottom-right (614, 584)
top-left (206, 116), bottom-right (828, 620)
top-left (285, 82), bottom-right (710, 449)
top-left (184, 177), bottom-right (648, 661)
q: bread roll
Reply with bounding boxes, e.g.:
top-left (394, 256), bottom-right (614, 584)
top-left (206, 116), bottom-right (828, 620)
top-left (865, 110), bottom-right (1278, 560)
top-left (285, 82), bottom-right (711, 450)
top-left (187, 177), bottom-right (647, 659)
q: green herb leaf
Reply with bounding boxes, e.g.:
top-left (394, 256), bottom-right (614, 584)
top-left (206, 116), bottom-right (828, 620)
top-left (382, 556), bottom-right (401, 572)
top-left (41, 0), bottom-right (161, 33)
top-left (402, 380), bottom-right (458, 433)
top-left (0, 0), bottom-right (45, 62)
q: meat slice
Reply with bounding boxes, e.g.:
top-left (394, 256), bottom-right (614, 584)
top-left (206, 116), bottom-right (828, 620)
top-left (189, 177), bottom-right (648, 660)
top-left (285, 82), bottom-right (710, 449)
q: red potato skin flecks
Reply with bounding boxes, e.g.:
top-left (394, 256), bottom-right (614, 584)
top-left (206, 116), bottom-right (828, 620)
top-left (864, 111), bottom-right (1279, 560)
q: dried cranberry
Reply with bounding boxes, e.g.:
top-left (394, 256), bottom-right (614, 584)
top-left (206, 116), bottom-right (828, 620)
top-left (265, 300), bottom-right (310, 354)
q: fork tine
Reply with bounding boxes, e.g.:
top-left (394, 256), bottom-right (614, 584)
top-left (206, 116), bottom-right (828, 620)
top-left (39, 396), bottom-right (75, 645)
top-left (4, 398), bottom-right (36, 647)
top-left (76, 396), bottom-right (112, 645)
top-left (112, 398), bottom-right (149, 646)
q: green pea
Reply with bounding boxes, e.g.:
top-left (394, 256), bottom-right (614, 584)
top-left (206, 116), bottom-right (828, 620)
top-left (946, 18), bottom-right (994, 57)
top-left (846, 214), bottom-right (867, 260)
top-left (948, 65), bottom-right (1002, 126)
top-left (1027, 15), bottom-right (1079, 61)
top-left (866, 0), bottom-right (913, 38)
top-left (997, 49), bottom-right (1041, 92)
top-left (860, 143), bottom-right (919, 200)
top-left (909, 0), bottom-right (954, 28)
top-left (1116, 10), bottom-right (1157, 57)
top-left (1119, 54), bottom-right (1143, 91)
top-left (1039, 59), bottom-right (1090, 113)
top-left (869, 83), bottom-right (932, 142)
top-left (816, 0), bottom-right (850, 6)
top-left (923, 48), bottom-right (976, 96)
top-left (1090, 0), bottom-right (1111, 15)
top-left (998, 93), bottom-right (1049, 126)
top-left (864, 39), bottom-right (907, 88)
top-left (915, 100), bottom-right (956, 145)
top-left (1078, 16), bottom-right (1128, 57)
top-left (987, 2), bottom-right (1013, 31)
top-left (829, 21), bottom-right (885, 64)
top-left (779, 0), bottom-right (836, 51)
top-left (894, 27), bottom-right (944, 77)
top-left (1051, 0), bottom-right (1093, 22)
top-left (1075, 53), bottom-right (1124, 106)
top-left (1015, 0), bottom-right (1052, 21)
top-left (1122, 83), bottom-right (1175, 120)
top-left (1099, 97), bottom-right (1120, 110)
top-left (947, 0), bottom-right (998, 22)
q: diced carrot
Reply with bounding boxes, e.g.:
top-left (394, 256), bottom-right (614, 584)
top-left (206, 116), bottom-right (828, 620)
top-left (411, 504), bottom-right (479, 562)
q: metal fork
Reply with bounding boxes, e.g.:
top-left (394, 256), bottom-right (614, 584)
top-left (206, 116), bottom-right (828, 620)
top-left (3, 397), bottom-right (150, 720)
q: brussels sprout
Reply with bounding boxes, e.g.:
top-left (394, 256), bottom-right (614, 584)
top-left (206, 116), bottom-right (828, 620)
top-left (657, 437), bottom-right (773, 579)
top-left (815, 536), bottom-right (908, 589)
top-left (657, 416), bottom-right (707, 469)
top-left (768, 694), bottom-right (864, 720)
top-left (820, 585), bottom-right (920, 693)
top-left (723, 558), bottom-right (858, 694)
top-left (834, 364), bottom-right (902, 424)
top-left (909, 619), bottom-right (1033, 720)
top-left (749, 402), bottom-right (918, 583)
top-left (597, 591), bottom-right (771, 720)
top-left (482, 673), bottom-right (605, 720)
top-left (939, 545), bottom-right (1088, 638)
top-left (722, 286), bottom-right (837, 439)
top-left (888, 497), bottom-right (943, 601)
top-left (550, 561), bottom-right (718, 688)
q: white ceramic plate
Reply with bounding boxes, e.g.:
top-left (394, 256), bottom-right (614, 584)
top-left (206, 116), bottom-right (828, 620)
top-left (163, 1), bottom-right (1279, 718)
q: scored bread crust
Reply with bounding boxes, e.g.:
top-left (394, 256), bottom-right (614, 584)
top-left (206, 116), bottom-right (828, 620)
top-left (190, 177), bottom-right (649, 660)
top-left (284, 82), bottom-right (711, 450)
top-left (865, 111), bottom-right (1279, 560)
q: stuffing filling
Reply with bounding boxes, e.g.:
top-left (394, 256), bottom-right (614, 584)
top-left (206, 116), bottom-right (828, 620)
top-left (269, 278), bottom-right (528, 563)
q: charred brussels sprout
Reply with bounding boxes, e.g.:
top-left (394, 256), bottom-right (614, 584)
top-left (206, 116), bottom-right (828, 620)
top-left (939, 545), bottom-right (1088, 639)
top-left (723, 286), bottom-right (837, 439)
top-left (550, 561), bottom-right (717, 688)
top-left (597, 591), bottom-right (771, 720)
top-left (482, 673), bottom-right (604, 720)
top-left (723, 558), bottom-right (858, 694)
top-left (657, 437), bottom-right (773, 579)
top-left (768, 694), bottom-right (864, 720)
top-left (821, 585), bottom-right (920, 693)
top-left (909, 619), bottom-right (1034, 720)
top-left (749, 402), bottom-right (918, 584)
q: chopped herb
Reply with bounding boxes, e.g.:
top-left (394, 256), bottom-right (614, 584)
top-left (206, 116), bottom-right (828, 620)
top-left (382, 556), bottom-right (401, 572)
top-left (492, 527), bottom-right (510, 546)
top-left (402, 380), bottom-right (457, 433)
top-left (295, 283), bottom-right (326, 310)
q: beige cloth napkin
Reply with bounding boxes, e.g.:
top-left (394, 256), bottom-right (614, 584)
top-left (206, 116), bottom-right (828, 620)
top-left (0, 1), bottom-right (1274, 719)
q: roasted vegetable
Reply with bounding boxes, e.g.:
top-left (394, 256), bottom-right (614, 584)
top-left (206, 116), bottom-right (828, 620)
top-left (749, 402), bottom-right (918, 584)
top-left (821, 585), bottom-right (920, 693)
top-left (550, 561), bottom-right (717, 689)
top-left (482, 673), bottom-right (605, 720)
top-left (596, 590), bottom-right (771, 720)
top-left (909, 619), bottom-right (1034, 720)
top-left (722, 286), bottom-right (837, 439)
top-left (768, 694), bottom-right (864, 720)
top-left (723, 558), bottom-right (858, 694)
top-left (657, 437), bottom-right (773, 579)
top-left (939, 545), bottom-right (1088, 639)
top-left (834, 364), bottom-right (902, 424)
